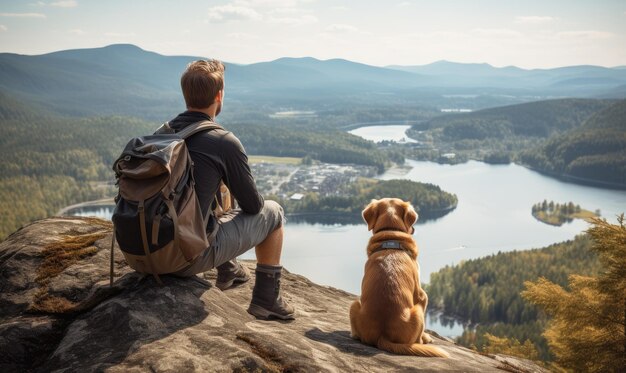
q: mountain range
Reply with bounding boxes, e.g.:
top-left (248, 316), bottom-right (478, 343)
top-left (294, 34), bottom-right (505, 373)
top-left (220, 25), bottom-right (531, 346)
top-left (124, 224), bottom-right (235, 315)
top-left (1, 44), bottom-right (626, 119)
top-left (388, 60), bottom-right (626, 89)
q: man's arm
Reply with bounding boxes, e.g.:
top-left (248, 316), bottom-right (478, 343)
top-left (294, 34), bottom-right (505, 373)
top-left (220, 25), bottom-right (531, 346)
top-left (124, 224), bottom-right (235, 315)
top-left (221, 133), bottom-right (264, 214)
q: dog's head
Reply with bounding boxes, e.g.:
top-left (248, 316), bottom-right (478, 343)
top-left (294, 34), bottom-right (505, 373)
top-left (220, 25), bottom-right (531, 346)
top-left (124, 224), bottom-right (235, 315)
top-left (362, 198), bottom-right (418, 234)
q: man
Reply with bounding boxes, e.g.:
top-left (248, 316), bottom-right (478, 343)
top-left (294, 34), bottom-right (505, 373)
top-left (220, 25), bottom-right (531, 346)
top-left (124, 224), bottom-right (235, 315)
top-left (169, 59), bottom-right (294, 320)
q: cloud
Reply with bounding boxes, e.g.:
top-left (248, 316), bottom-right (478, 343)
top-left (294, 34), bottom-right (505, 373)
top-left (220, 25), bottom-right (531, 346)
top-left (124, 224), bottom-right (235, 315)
top-left (267, 7), bottom-right (301, 15)
top-left (50, 0), bottom-right (77, 7)
top-left (0, 12), bottom-right (46, 18)
top-left (515, 16), bottom-right (555, 24)
top-left (557, 30), bottom-right (613, 39)
top-left (209, 1), bottom-right (317, 25)
top-left (397, 1), bottom-right (411, 7)
top-left (208, 4), bottom-right (261, 22)
top-left (0, 25), bottom-right (7, 31)
top-left (268, 14), bottom-right (317, 25)
top-left (406, 30), bottom-right (465, 40)
top-left (326, 24), bottom-right (358, 33)
top-left (472, 28), bottom-right (523, 38)
top-left (69, 28), bottom-right (84, 35)
top-left (227, 32), bottom-right (260, 40)
top-left (104, 32), bottom-right (136, 37)
top-left (235, 0), bottom-right (299, 7)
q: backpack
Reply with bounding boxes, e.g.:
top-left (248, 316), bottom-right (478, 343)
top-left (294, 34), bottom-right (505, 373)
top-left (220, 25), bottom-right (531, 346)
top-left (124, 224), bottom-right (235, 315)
top-left (110, 120), bottom-right (224, 285)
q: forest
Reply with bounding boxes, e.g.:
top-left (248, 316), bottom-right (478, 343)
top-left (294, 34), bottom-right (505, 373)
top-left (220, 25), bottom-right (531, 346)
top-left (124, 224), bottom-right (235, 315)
top-left (0, 108), bottom-right (154, 239)
top-left (0, 98), bottom-right (408, 239)
top-left (426, 234), bottom-right (601, 361)
top-left (522, 216), bottom-right (626, 372)
top-left (419, 98), bottom-right (612, 139)
top-left (402, 98), bottom-right (626, 188)
top-left (274, 178), bottom-right (457, 218)
top-left (531, 200), bottom-right (596, 226)
top-left (227, 121), bottom-right (390, 172)
top-left (519, 99), bottom-right (626, 188)
top-left (405, 98), bottom-right (612, 156)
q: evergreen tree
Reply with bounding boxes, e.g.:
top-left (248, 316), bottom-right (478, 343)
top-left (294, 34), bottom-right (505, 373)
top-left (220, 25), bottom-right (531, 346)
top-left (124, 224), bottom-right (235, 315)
top-left (522, 215), bottom-right (626, 372)
top-left (482, 333), bottom-right (540, 361)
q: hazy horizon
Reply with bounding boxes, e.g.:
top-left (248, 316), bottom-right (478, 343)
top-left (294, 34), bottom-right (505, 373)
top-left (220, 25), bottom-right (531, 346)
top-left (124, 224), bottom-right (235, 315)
top-left (0, 0), bottom-right (625, 69)
top-left (5, 42), bottom-right (626, 71)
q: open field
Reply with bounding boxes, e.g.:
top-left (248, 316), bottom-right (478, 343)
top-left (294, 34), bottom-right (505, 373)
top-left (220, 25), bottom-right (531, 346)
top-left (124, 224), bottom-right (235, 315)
top-left (248, 155), bottom-right (302, 165)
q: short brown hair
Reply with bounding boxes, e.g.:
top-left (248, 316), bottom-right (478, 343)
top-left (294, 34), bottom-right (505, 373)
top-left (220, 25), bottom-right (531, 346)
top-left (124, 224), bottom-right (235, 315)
top-left (180, 59), bottom-right (225, 109)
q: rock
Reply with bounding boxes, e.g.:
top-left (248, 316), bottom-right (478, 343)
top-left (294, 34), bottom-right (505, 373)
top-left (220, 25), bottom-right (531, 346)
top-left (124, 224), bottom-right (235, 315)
top-left (0, 217), bottom-right (548, 372)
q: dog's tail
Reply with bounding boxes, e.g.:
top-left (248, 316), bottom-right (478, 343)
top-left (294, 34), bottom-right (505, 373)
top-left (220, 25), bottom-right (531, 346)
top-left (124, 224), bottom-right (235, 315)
top-left (377, 337), bottom-right (449, 358)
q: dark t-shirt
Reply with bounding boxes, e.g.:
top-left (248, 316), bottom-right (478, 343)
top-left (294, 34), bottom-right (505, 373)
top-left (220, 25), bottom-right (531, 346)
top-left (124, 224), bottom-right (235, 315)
top-left (168, 111), bottom-right (264, 234)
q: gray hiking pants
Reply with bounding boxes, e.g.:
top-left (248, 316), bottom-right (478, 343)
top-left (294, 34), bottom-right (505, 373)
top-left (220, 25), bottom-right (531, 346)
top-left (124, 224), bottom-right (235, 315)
top-left (173, 200), bottom-right (284, 276)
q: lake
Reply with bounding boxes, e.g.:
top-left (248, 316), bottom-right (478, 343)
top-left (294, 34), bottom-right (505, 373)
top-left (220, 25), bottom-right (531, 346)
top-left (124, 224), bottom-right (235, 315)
top-left (349, 125), bottom-right (417, 143)
top-left (64, 125), bottom-right (626, 337)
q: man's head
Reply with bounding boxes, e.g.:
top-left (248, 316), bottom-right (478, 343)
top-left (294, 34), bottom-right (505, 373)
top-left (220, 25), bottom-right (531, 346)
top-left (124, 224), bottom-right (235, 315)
top-left (181, 59), bottom-right (225, 115)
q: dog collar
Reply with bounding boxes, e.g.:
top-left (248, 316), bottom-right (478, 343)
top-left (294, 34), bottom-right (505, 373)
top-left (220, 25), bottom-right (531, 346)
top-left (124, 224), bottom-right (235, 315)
top-left (370, 240), bottom-right (410, 256)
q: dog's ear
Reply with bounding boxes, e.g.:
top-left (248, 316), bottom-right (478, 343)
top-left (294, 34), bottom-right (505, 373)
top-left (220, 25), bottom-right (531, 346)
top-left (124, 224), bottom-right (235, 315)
top-left (403, 202), bottom-right (418, 232)
top-left (362, 199), bottom-right (379, 231)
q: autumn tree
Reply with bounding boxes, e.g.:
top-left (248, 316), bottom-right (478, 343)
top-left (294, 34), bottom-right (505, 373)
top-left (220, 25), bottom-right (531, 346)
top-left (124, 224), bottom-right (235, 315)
top-left (522, 215), bottom-right (626, 372)
top-left (481, 333), bottom-right (540, 361)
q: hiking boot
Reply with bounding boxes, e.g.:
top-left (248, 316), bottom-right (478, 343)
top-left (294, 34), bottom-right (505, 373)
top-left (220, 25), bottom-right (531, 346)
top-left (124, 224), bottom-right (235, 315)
top-left (247, 264), bottom-right (295, 320)
top-left (215, 259), bottom-right (250, 291)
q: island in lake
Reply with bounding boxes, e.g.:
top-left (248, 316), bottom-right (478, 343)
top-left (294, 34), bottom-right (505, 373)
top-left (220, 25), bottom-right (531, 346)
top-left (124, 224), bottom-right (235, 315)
top-left (531, 200), bottom-right (598, 226)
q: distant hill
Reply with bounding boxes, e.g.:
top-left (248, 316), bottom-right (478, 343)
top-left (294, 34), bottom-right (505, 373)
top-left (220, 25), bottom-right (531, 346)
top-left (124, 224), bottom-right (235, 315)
top-left (0, 91), bottom-right (54, 121)
top-left (234, 56), bottom-right (425, 90)
top-left (389, 60), bottom-right (525, 76)
top-left (519, 99), bottom-right (626, 187)
top-left (596, 83), bottom-right (626, 99)
top-left (388, 61), bottom-right (626, 95)
top-left (0, 44), bottom-right (189, 119)
top-left (2, 44), bottom-right (626, 120)
top-left (411, 98), bottom-right (614, 140)
top-left (0, 44), bottom-right (430, 119)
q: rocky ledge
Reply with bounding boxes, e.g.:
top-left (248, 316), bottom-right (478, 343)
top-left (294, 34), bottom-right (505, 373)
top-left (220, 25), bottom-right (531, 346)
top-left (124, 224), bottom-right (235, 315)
top-left (0, 217), bottom-right (547, 372)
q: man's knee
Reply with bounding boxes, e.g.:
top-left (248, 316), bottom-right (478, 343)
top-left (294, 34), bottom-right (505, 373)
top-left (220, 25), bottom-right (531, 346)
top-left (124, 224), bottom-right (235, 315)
top-left (262, 200), bottom-right (285, 231)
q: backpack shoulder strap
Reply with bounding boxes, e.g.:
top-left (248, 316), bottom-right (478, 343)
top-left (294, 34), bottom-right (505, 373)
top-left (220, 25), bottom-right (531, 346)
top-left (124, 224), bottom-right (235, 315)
top-left (177, 120), bottom-right (223, 139)
top-left (153, 122), bottom-right (175, 135)
top-left (176, 119), bottom-right (226, 232)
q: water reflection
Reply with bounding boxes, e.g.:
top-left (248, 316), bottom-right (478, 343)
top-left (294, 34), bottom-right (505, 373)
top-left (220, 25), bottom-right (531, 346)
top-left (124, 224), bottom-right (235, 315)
top-left (426, 310), bottom-right (466, 338)
top-left (287, 213), bottom-right (363, 225)
top-left (66, 206), bottom-right (115, 219)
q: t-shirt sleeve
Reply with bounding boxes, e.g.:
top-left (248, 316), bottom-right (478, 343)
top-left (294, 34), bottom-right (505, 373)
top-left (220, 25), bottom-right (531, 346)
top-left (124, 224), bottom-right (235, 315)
top-left (221, 133), bottom-right (264, 214)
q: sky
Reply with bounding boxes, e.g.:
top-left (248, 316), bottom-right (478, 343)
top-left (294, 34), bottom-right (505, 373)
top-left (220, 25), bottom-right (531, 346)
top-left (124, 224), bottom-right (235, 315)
top-left (0, 0), bottom-right (625, 69)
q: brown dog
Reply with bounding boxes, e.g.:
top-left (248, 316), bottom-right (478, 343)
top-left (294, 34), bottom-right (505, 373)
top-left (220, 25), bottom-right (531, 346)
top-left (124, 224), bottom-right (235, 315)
top-left (349, 198), bottom-right (449, 357)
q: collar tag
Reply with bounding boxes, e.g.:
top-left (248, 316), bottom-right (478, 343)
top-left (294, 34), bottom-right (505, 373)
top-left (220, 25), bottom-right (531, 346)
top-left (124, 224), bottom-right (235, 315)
top-left (381, 240), bottom-right (401, 249)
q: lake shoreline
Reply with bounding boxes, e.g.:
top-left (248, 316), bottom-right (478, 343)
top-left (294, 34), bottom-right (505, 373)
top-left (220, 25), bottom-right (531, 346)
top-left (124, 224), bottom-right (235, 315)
top-left (61, 202), bottom-right (458, 226)
top-left (56, 197), bottom-right (115, 216)
top-left (347, 122), bottom-right (626, 191)
top-left (521, 163), bottom-right (626, 191)
top-left (396, 156), bottom-right (626, 192)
